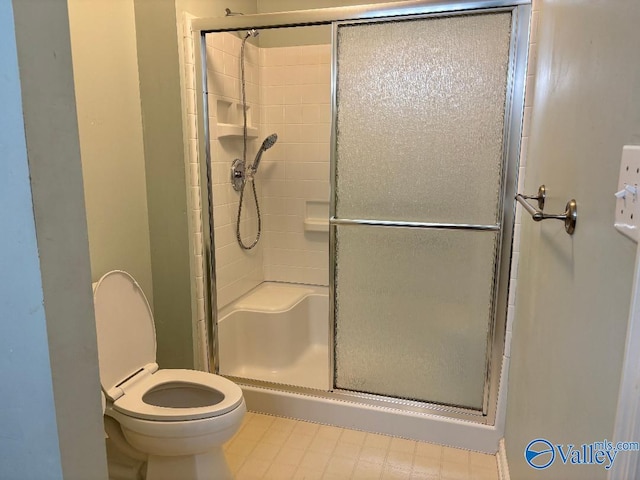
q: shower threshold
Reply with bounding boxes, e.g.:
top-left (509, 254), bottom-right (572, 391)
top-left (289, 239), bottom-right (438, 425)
top-left (235, 355), bottom-right (510, 455)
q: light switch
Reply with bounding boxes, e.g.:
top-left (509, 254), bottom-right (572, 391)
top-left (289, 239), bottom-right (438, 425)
top-left (615, 146), bottom-right (640, 242)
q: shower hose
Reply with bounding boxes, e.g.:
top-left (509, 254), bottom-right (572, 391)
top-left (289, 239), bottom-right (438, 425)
top-left (236, 33), bottom-right (261, 250)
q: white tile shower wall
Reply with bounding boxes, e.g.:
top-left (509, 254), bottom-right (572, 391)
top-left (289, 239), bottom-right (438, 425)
top-left (207, 32), bottom-right (264, 309)
top-left (259, 44), bottom-right (331, 286)
top-left (181, 14), bottom-right (208, 370)
top-left (505, 1), bottom-right (539, 358)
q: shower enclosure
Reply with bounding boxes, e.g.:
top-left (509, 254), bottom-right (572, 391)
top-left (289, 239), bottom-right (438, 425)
top-left (190, 0), bottom-right (530, 450)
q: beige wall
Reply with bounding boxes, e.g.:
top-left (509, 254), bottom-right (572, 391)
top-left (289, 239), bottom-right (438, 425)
top-left (258, 0), bottom-right (409, 11)
top-left (133, 0), bottom-right (194, 369)
top-left (177, 0), bottom-right (256, 18)
top-left (256, 0), bottom-right (407, 47)
top-left (131, 0), bottom-right (258, 369)
top-left (68, 0), bottom-right (153, 302)
top-left (505, 1), bottom-right (640, 479)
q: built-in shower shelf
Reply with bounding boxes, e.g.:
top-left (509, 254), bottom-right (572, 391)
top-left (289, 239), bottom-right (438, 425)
top-left (304, 200), bottom-right (330, 233)
top-left (304, 219), bottom-right (329, 232)
top-left (216, 123), bottom-right (258, 139)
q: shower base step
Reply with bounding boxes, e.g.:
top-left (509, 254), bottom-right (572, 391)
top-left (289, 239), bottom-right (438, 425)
top-left (222, 344), bottom-right (329, 391)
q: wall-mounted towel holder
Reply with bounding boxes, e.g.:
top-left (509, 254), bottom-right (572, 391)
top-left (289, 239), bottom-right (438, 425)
top-left (515, 184), bottom-right (577, 235)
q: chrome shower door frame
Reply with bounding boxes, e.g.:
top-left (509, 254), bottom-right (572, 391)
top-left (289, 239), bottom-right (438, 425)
top-left (192, 0), bottom-right (531, 426)
top-left (329, 6), bottom-right (529, 420)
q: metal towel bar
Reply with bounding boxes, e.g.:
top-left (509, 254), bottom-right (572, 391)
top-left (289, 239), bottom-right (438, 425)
top-left (515, 184), bottom-right (577, 235)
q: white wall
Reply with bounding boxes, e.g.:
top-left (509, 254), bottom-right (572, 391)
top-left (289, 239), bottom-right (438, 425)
top-left (505, 1), bottom-right (640, 479)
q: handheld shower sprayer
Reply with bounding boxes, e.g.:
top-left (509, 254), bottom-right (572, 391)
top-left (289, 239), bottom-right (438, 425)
top-left (251, 133), bottom-right (278, 175)
top-left (231, 133), bottom-right (278, 250)
top-left (228, 21), bottom-right (271, 251)
top-left (232, 133), bottom-right (278, 188)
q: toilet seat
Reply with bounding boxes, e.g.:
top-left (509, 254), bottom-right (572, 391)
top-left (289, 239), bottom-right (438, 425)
top-left (113, 369), bottom-right (244, 422)
top-left (94, 270), bottom-right (243, 423)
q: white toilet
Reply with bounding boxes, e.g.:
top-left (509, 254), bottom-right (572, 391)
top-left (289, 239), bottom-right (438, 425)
top-left (93, 270), bottom-right (246, 480)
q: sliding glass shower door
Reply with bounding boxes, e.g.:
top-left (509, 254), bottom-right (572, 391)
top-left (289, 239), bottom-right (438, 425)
top-left (331, 11), bottom-right (517, 412)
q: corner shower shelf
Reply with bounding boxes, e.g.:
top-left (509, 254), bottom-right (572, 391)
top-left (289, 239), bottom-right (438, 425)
top-left (216, 123), bottom-right (258, 139)
top-left (304, 219), bottom-right (329, 233)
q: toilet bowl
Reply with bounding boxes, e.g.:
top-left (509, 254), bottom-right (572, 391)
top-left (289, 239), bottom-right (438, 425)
top-left (93, 270), bottom-right (245, 480)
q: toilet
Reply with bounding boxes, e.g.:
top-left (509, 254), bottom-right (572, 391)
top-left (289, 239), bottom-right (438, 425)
top-left (93, 270), bottom-right (246, 480)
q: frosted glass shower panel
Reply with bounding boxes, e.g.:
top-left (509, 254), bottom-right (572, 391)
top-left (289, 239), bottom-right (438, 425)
top-left (334, 226), bottom-right (498, 409)
top-left (334, 13), bottom-right (512, 225)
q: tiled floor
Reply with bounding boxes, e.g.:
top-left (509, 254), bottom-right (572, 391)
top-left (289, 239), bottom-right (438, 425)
top-left (223, 412), bottom-right (499, 479)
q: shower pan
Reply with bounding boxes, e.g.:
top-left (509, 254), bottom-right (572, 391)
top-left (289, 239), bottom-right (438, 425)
top-left (191, 0), bottom-right (531, 452)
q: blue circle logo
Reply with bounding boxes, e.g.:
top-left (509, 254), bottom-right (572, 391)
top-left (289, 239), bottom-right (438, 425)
top-left (525, 438), bottom-right (555, 469)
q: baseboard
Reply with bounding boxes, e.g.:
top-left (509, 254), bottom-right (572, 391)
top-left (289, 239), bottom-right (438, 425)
top-left (497, 438), bottom-right (511, 480)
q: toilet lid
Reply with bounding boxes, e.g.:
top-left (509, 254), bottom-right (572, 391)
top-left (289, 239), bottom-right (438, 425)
top-left (94, 270), bottom-right (156, 396)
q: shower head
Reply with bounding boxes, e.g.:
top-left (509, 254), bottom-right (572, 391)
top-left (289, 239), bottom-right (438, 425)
top-left (244, 29), bottom-right (259, 39)
top-left (261, 133), bottom-right (278, 151)
top-left (225, 8), bottom-right (243, 16)
top-left (251, 133), bottom-right (278, 173)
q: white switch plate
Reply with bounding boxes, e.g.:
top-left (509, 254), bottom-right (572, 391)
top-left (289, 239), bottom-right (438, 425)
top-left (615, 146), bottom-right (640, 242)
